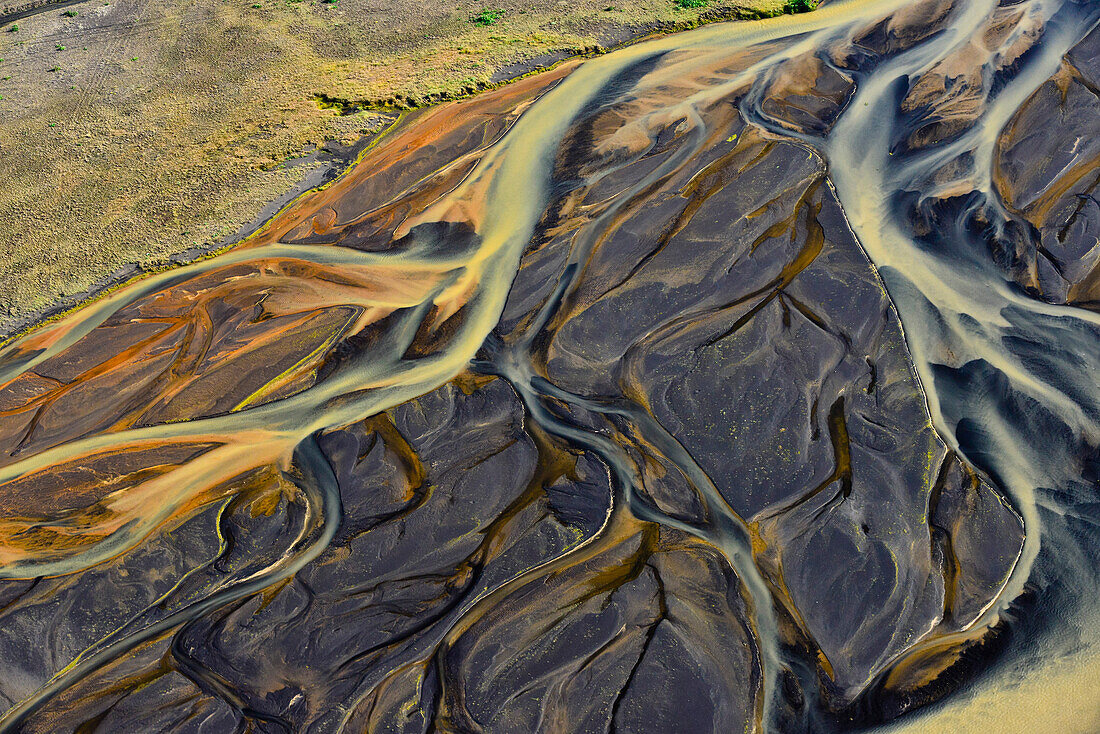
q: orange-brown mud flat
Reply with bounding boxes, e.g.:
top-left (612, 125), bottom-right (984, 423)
top-left (1, 0), bottom-right (1100, 732)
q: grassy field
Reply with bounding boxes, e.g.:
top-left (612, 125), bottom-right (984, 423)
top-left (0, 0), bottom-right (804, 335)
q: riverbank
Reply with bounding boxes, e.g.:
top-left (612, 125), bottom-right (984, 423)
top-left (0, 0), bottom-right (810, 338)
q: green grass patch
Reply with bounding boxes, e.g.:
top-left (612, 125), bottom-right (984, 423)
top-left (470, 8), bottom-right (505, 26)
top-left (784, 0), bottom-right (817, 11)
top-left (673, 0), bottom-right (706, 7)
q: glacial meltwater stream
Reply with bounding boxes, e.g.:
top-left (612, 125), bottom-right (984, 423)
top-left (0, 0), bottom-right (1098, 731)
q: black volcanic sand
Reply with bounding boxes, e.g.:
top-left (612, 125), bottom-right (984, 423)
top-left (0, 0), bottom-right (1099, 732)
